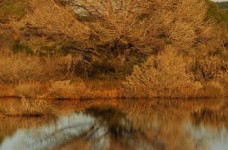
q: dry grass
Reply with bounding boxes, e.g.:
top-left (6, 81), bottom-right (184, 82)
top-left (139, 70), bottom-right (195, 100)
top-left (0, 54), bottom-right (76, 84)
top-left (0, 55), bottom-right (47, 84)
top-left (0, 78), bottom-right (120, 100)
top-left (0, 84), bottom-right (17, 98)
top-left (46, 79), bottom-right (120, 99)
top-left (47, 80), bottom-right (88, 99)
top-left (0, 55), bottom-right (44, 84)
top-left (197, 81), bottom-right (225, 98)
top-left (15, 82), bottom-right (47, 98)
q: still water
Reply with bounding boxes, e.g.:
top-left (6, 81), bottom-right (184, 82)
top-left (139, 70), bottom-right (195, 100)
top-left (0, 99), bottom-right (228, 150)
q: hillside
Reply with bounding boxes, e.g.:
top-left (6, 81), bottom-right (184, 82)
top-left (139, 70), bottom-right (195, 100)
top-left (207, 1), bottom-right (228, 27)
top-left (216, 1), bottom-right (228, 8)
top-left (0, 0), bottom-right (227, 98)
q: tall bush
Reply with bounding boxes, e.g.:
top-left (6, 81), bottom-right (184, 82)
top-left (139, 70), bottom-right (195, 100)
top-left (122, 47), bottom-right (202, 98)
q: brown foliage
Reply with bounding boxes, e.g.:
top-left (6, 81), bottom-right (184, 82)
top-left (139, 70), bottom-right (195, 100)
top-left (54, 0), bottom-right (209, 53)
top-left (122, 47), bottom-right (202, 98)
top-left (190, 56), bottom-right (228, 82)
top-left (24, 0), bottom-right (90, 41)
top-left (0, 54), bottom-right (76, 84)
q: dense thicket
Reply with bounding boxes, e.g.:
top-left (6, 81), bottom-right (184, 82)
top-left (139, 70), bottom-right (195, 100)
top-left (0, 0), bottom-right (227, 98)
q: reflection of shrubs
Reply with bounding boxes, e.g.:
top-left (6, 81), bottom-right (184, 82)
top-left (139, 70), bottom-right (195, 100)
top-left (122, 48), bottom-right (202, 98)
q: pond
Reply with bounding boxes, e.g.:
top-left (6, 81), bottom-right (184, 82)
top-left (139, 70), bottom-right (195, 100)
top-left (0, 99), bottom-right (228, 150)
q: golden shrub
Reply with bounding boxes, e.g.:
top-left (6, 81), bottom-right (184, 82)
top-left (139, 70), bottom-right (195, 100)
top-left (122, 47), bottom-right (202, 98)
top-left (190, 56), bottom-right (227, 81)
top-left (0, 54), bottom-right (75, 84)
top-left (0, 55), bottom-right (44, 84)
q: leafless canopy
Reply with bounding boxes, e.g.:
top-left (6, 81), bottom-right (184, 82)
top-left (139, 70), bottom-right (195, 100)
top-left (55, 0), bottom-right (208, 53)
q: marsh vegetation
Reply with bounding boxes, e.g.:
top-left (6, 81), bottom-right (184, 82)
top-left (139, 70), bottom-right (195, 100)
top-left (0, 0), bottom-right (227, 99)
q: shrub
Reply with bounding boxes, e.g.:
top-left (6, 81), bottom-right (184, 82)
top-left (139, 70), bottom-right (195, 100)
top-left (0, 54), bottom-right (73, 84)
top-left (205, 0), bottom-right (228, 27)
top-left (0, 0), bottom-right (27, 22)
top-left (0, 55), bottom-right (44, 84)
top-left (220, 73), bottom-right (228, 88)
top-left (122, 47), bottom-right (202, 98)
top-left (10, 40), bottom-right (33, 54)
top-left (190, 56), bottom-right (228, 82)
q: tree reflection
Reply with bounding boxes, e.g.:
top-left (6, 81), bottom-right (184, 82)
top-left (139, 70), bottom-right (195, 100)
top-left (85, 106), bottom-right (155, 150)
top-left (0, 106), bottom-right (154, 150)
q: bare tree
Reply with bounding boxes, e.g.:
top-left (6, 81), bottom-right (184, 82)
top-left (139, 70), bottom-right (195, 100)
top-left (55, 0), bottom-right (208, 53)
top-left (15, 0), bottom-right (209, 56)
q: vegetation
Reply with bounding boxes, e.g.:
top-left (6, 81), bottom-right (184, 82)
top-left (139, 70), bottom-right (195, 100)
top-left (216, 1), bottom-right (228, 9)
top-left (206, 0), bottom-right (228, 27)
top-left (122, 48), bottom-right (202, 98)
top-left (0, 0), bottom-right (227, 100)
top-left (0, 0), bottom-right (27, 22)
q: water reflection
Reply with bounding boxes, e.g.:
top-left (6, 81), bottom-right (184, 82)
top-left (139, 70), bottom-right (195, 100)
top-left (0, 99), bottom-right (228, 150)
top-left (0, 113), bottom-right (95, 150)
top-left (0, 107), bottom-right (154, 150)
top-left (189, 102), bottom-right (228, 150)
top-left (186, 123), bottom-right (228, 150)
top-left (191, 102), bottom-right (228, 128)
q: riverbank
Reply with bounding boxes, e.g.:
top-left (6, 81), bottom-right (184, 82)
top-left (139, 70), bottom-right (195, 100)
top-left (0, 79), bottom-right (228, 100)
top-left (0, 80), bottom-right (121, 100)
